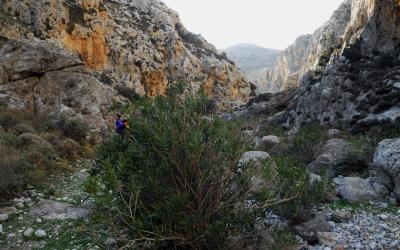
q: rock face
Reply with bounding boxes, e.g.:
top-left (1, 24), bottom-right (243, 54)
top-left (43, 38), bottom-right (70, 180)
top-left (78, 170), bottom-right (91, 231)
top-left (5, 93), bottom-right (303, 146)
top-left (266, 0), bottom-right (352, 92)
top-left (0, 39), bottom-right (121, 134)
top-left (0, 0), bottom-right (250, 105)
top-left (285, 0), bottom-right (400, 131)
top-left (221, 44), bottom-right (280, 94)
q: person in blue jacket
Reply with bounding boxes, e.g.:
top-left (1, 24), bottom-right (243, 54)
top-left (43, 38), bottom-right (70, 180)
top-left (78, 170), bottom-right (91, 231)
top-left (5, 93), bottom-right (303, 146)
top-left (115, 114), bottom-right (126, 134)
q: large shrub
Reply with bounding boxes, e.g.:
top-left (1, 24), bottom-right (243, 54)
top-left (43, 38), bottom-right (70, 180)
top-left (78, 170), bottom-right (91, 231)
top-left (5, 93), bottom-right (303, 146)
top-left (0, 145), bottom-right (24, 192)
top-left (90, 93), bottom-right (254, 248)
top-left (257, 156), bottom-right (333, 223)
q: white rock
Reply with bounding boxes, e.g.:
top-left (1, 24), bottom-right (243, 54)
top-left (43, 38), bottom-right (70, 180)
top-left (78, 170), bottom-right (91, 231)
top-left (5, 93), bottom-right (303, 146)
top-left (0, 224), bottom-right (3, 233)
top-left (16, 202), bottom-right (24, 208)
top-left (23, 228), bottom-right (34, 238)
top-left (0, 207), bottom-right (17, 216)
top-left (378, 214), bottom-right (388, 220)
top-left (327, 129), bottom-right (341, 137)
top-left (7, 233), bottom-right (16, 239)
top-left (310, 173), bottom-right (322, 184)
top-left (36, 218), bottom-right (42, 223)
top-left (34, 229), bottom-right (47, 238)
top-left (334, 177), bottom-right (382, 203)
top-left (393, 82), bottom-right (400, 89)
top-left (239, 151), bottom-right (270, 166)
top-left (262, 135), bottom-right (281, 145)
top-left (0, 214), bottom-right (8, 222)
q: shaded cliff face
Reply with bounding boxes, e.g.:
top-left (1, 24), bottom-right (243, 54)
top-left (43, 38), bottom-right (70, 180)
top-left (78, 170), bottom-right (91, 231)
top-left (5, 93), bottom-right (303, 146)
top-left (221, 44), bottom-right (280, 94)
top-left (267, 0), bottom-right (352, 92)
top-left (0, 0), bottom-right (250, 105)
top-left (286, 0), bottom-right (400, 131)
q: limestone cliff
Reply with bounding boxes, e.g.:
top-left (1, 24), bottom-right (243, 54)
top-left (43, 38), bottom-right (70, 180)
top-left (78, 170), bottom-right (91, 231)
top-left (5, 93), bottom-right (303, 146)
top-left (0, 0), bottom-right (251, 129)
top-left (286, 0), bottom-right (400, 131)
top-left (266, 0), bottom-right (352, 92)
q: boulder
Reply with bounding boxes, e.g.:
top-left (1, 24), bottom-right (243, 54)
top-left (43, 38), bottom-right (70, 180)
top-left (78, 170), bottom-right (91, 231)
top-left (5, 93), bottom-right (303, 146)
top-left (373, 138), bottom-right (400, 200)
top-left (293, 210), bottom-right (333, 244)
top-left (23, 228), bottom-right (34, 238)
top-left (29, 200), bottom-right (89, 220)
top-left (327, 129), bottom-right (341, 138)
top-left (308, 139), bottom-right (358, 177)
top-left (334, 177), bottom-right (384, 203)
top-left (0, 207), bottom-right (17, 216)
top-left (317, 232), bottom-right (339, 247)
top-left (239, 151), bottom-right (270, 166)
top-left (331, 210), bottom-right (352, 223)
top-left (34, 229), bottom-right (46, 238)
top-left (0, 214), bottom-right (8, 222)
top-left (262, 135), bottom-right (281, 147)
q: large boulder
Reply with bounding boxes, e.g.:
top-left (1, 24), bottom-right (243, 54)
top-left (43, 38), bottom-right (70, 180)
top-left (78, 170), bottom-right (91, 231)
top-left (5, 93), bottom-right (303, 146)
top-left (262, 135), bottom-right (281, 147)
top-left (334, 176), bottom-right (386, 203)
top-left (307, 139), bottom-right (358, 177)
top-left (373, 138), bottom-right (400, 200)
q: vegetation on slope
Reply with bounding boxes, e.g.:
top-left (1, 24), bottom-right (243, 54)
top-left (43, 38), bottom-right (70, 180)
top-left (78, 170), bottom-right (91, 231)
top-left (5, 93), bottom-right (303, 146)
top-left (0, 106), bottom-right (91, 197)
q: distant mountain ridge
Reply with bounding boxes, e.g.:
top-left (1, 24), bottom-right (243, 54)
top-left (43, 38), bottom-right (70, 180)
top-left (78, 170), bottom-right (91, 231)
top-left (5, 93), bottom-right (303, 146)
top-left (221, 44), bottom-right (280, 93)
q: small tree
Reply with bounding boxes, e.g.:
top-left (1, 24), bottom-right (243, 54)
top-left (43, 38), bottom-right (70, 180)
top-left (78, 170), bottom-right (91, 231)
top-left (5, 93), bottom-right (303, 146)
top-left (90, 91), bottom-right (254, 248)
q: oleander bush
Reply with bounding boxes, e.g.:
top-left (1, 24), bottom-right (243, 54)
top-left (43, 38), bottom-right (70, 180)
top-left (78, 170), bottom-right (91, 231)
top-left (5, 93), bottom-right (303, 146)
top-left (90, 91), bottom-right (255, 249)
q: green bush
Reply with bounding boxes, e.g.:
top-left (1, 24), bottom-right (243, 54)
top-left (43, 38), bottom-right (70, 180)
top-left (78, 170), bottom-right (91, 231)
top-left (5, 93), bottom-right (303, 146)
top-left (0, 129), bottom-right (18, 146)
top-left (13, 123), bottom-right (37, 135)
top-left (257, 156), bottom-right (332, 223)
top-left (0, 109), bottom-right (21, 129)
top-left (287, 124), bottom-right (328, 165)
top-left (43, 116), bottom-right (89, 141)
top-left (89, 93), bottom-right (254, 249)
top-left (59, 138), bottom-right (82, 159)
top-left (0, 146), bottom-right (24, 192)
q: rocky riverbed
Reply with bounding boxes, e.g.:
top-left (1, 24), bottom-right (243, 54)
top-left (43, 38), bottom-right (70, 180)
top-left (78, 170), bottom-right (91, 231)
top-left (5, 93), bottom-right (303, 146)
top-left (299, 202), bottom-right (400, 250)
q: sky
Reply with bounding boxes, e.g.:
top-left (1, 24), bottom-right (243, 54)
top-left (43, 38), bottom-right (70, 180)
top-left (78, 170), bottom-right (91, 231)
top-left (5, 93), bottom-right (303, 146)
top-left (161, 0), bottom-right (344, 50)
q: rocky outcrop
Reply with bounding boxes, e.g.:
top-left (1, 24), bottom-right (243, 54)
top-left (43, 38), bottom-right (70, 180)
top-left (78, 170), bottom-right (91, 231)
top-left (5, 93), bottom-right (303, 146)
top-left (221, 44), bottom-right (280, 94)
top-left (266, 0), bottom-right (352, 92)
top-left (285, 0), bottom-right (400, 131)
top-left (0, 39), bottom-right (122, 135)
top-left (0, 0), bottom-right (250, 105)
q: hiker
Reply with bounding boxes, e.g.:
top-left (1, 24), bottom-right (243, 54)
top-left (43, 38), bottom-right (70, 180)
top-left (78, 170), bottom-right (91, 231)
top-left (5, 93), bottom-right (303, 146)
top-left (115, 114), bottom-right (126, 134)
